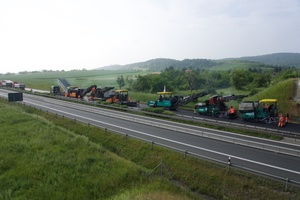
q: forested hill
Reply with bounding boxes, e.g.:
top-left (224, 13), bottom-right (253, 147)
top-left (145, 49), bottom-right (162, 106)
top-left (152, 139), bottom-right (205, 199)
top-left (99, 52), bottom-right (300, 71)
top-left (100, 58), bottom-right (217, 71)
top-left (236, 53), bottom-right (300, 68)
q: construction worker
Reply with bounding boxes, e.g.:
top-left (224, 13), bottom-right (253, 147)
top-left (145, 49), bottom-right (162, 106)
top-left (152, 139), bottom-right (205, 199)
top-left (285, 113), bottom-right (289, 124)
top-left (159, 95), bottom-right (163, 102)
top-left (278, 114), bottom-right (285, 127)
top-left (228, 106), bottom-right (235, 118)
top-left (212, 107), bottom-right (215, 117)
top-left (264, 104), bottom-right (269, 112)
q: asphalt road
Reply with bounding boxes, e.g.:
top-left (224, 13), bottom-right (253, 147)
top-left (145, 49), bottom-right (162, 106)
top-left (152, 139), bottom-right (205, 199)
top-left (174, 108), bottom-right (300, 134)
top-left (1, 89), bottom-right (300, 185)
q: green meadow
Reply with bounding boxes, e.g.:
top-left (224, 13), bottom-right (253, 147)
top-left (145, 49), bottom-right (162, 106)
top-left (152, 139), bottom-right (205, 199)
top-left (1, 70), bottom-right (149, 90)
top-left (0, 99), bottom-right (193, 200)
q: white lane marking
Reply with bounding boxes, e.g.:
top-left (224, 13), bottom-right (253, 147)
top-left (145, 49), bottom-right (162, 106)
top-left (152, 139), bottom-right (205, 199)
top-left (25, 100), bottom-right (300, 175)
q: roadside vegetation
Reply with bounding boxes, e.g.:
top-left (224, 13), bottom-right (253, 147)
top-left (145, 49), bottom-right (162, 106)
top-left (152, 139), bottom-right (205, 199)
top-left (0, 99), bottom-right (193, 200)
top-left (0, 98), bottom-right (299, 199)
top-left (244, 78), bottom-right (297, 116)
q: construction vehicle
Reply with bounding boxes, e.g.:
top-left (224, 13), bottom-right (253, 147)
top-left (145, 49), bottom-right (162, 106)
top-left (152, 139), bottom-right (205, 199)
top-left (65, 86), bottom-right (84, 98)
top-left (1, 80), bottom-right (25, 90)
top-left (1, 80), bottom-right (13, 87)
top-left (194, 95), bottom-right (227, 117)
top-left (104, 89), bottom-right (138, 107)
top-left (147, 91), bottom-right (208, 110)
top-left (56, 78), bottom-right (82, 98)
top-left (50, 86), bottom-right (61, 95)
top-left (80, 85), bottom-right (97, 99)
top-left (13, 82), bottom-right (25, 90)
top-left (194, 94), bottom-right (248, 118)
top-left (238, 99), bottom-right (278, 123)
top-left (53, 79), bottom-right (137, 106)
top-left (92, 87), bottom-right (115, 100)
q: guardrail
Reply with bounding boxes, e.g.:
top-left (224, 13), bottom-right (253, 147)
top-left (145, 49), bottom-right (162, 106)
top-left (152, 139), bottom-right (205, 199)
top-left (2, 93), bottom-right (300, 189)
top-left (2, 91), bottom-right (300, 158)
top-left (96, 126), bottom-right (300, 189)
top-left (31, 99), bottom-right (300, 158)
top-left (59, 111), bottom-right (300, 189)
top-left (6, 88), bottom-right (300, 139)
top-left (21, 98), bottom-right (300, 159)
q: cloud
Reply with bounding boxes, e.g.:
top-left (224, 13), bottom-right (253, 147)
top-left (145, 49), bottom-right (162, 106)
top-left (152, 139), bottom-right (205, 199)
top-left (0, 0), bottom-right (299, 73)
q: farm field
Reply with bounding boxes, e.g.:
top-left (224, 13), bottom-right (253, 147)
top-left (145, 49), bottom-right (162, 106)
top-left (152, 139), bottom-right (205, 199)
top-left (1, 69), bottom-right (149, 91)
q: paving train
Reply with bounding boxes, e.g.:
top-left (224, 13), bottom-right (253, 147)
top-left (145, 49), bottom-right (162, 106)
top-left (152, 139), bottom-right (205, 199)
top-left (50, 78), bottom-right (138, 107)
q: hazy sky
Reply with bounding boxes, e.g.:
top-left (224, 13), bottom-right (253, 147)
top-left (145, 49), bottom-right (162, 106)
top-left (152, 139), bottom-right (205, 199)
top-left (1, 0), bottom-right (300, 73)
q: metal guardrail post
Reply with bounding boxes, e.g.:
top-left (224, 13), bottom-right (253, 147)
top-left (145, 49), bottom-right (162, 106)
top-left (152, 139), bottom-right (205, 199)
top-left (184, 150), bottom-right (188, 158)
top-left (228, 156), bottom-right (231, 171)
top-left (285, 178), bottom-right (289, 191)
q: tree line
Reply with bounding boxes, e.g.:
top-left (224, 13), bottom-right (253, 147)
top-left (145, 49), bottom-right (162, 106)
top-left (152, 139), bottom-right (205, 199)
top-left (116, 66), bottom-right (299, 94)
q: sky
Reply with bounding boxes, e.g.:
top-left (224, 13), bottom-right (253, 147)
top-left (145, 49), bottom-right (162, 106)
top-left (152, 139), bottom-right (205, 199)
top-left (1, 0), bottom-right (300, 74)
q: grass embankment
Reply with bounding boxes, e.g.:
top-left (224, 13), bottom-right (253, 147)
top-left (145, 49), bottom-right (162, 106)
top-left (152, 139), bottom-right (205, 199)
top-left (245, 78), bottom-right (299, 117)
top-left (0, 100), bottom-right (193, 200)
top-left (1, 99), bottom-right (299, 199)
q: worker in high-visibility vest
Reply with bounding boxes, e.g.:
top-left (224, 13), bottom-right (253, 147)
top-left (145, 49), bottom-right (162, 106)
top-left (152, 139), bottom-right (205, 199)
top-left (278, 114), bottom-right (285, 127)
top-left (228, 106), bottom-right (235, 118)
top-left (285, 113), bottom-right (289, 124)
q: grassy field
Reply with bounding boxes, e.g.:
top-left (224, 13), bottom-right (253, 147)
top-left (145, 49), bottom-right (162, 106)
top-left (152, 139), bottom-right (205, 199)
top-left (210, 60), bottom-right (272, 71)
top-left (1, 69), bottom-right (149, 90)
top-left (0, 99), bottom-right (194, 200)
top-left (1, 98), bottom-right (300, 199)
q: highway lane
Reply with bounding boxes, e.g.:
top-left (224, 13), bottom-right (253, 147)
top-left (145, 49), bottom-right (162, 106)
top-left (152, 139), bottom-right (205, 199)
top-left (1, 89), bottom-right (300, 184)
top-left (23, 92), bottom-right (300, 153)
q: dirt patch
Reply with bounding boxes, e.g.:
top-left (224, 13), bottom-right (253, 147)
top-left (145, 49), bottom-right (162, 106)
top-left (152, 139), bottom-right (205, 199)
top-left (290, 79), bottom-right (300, 122)
top-left (293, 79), bottom-right (300, 102)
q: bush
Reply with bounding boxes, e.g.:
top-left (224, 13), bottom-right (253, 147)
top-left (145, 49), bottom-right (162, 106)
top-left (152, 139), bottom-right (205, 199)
top-left (141, 107), bottom-right (165, 114)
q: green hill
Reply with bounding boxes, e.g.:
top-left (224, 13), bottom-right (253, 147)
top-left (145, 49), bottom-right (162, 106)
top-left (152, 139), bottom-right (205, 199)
top-left (100, 58), bottom-right (217, 71)
top-left (244, 78), bottom-right (298, 117)
top-left (98, 52), bottom-right (300, 71)
top-left (237, 52), bottom-right (300, 68)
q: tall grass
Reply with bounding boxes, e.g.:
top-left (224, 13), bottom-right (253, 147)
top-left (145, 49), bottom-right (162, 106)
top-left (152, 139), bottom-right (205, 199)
top-left (0, 99), bottom-right (191, 200)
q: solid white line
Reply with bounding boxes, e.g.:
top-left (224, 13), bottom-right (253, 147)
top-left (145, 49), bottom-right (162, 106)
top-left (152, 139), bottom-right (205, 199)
top-left (25, 100), bottom-right (300, 175)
